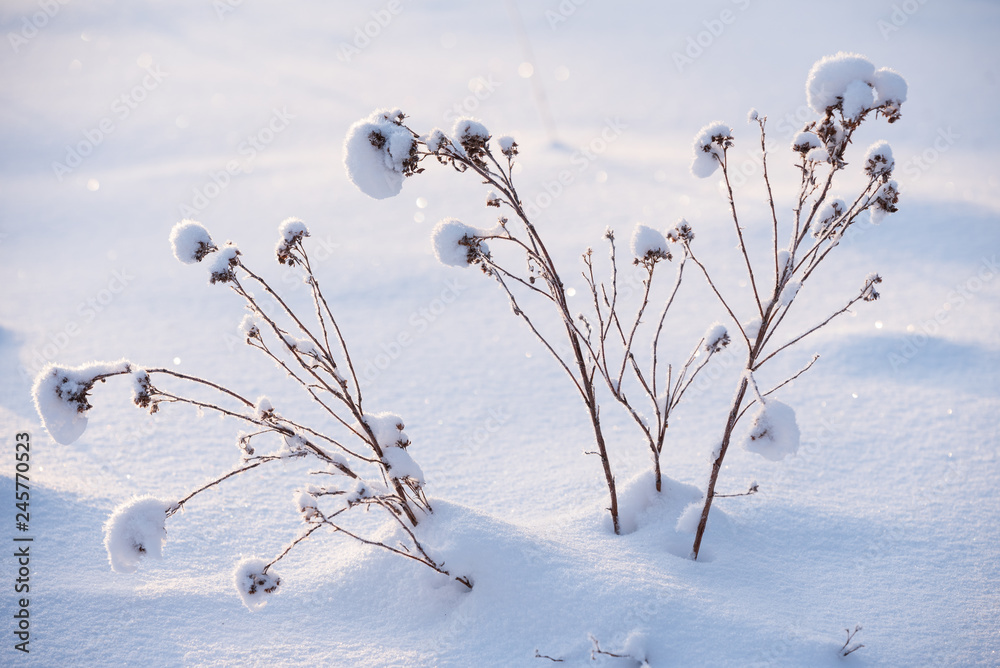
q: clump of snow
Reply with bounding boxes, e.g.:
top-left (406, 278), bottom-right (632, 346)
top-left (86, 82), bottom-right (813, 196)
top-left (703, 323), bottom-right (729, 353)
top-left (293, 490), bottom-right (318, 520)
top-left (841, 79), bottom-right (875, 121)
top-left (431, 218), bottom-right (489, 267)
top-left (873, 67), bottom-right (907, 120)
top-left (233, 557), bottom-right (281, 611)
top-left (169, 220), bottom-right (216, 264)
top-left (131, 368), bottom-right (152, 408)
top-left (870, 180), bottom-right (900, 224)
top-left (32, 360), bottom-right (132, 444)
top-left (208, 243), bottom-right (240, 284)
top-left (630, 224), bottom-right (670, 263)
top-left (743, 400), bottom-right (800, 461)
top-left (747, 108), bottom-right (759, 122)
top-left (497, 135), bottom-right (517, 157)
top-left (424, 128), bottom-right (448, 153)
top-left (863, 140), bottom-right (895, 178)
top-left (103, 496), bottom-right (172, 573)
top-left (743, 317), bottom-right (762, 341)
top-left (806, 53), bottom-right (876, 116)
top-left (813, 199), bottom-right (846, 238)
top-left (806, 53), bottom-right (907, 122)
top-left (779, 280), bottom-right (801, 307)
top-left (361, 412), bottom-right (410, 449)
top-left (254, 396), bottom-right (273, 419)
top-left (382, 446), bottom-right (425, 484)
top-left (452, 117), bottom-right (489, 146)
top-left (238, 313), bottom-right (260, 340)
top-left (690, 121), bottom-right (732, 178)
top-left (791, 131), bottom-right (822, 154)
top-left (344, 108), bottom-right (416, 200)
top-left (276, 217), bottom-right (309, 265)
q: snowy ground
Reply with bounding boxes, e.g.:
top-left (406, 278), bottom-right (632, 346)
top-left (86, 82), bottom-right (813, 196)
top-left (2, 1), bottom-right (999, 666)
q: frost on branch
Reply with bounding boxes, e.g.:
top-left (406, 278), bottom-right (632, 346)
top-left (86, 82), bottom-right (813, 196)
top-left (233, 557), bottom-right (281, 611)
top-left (690, 121), bottom-right (732, 178)
top-left (32, 359), bottom-right (133, 444)
top-left (630, 223), bottom-right (671, 266)
top-left (861, 273), bottom-right (883, 302)
top-left (103, 496), bottom-right (173, 573)
top-left (343, 108), bottom-right (420, 199)
top-left (742, 400), bottom-right (800, 462)
top-left (431, 218), bottom-right (490, 268)
top-left (169, 220), bottom-right (216, 264)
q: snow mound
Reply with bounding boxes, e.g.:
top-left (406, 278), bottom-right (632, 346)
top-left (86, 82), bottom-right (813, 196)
top-left (742, 400), bottom-right (800, 461)
top-left (103, 496), bottom-right (172, 573)
top-left (344, 108), bottom-right (416, 199)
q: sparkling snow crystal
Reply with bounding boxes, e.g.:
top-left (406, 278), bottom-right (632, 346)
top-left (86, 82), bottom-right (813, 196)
top-left (32, 360), bottom-right (132, 444)
top-left (103, 496), bottom-right (172, 573)
top-left (431, 218), bottom-right (489, 267)
top-left (691, 121), bottom-right (732, 178)
top-left (344, 108), bottom-right (417, 199)
top-left (233, 557), bottom-right (281, 611)
top-left (743, 400), bottom-right (800, 461)
top-left (630, 224), bottom-right (670, 263)
top-left (169, 220), bottom-right (216, 264)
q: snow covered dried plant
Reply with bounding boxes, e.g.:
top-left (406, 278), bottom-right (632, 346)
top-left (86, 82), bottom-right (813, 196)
top-left (681, 52), bottom-right (906, 559)
top-left (33, 218), bottom-right (470, 607)
top-left (345, 113), bottom-right (731, 535)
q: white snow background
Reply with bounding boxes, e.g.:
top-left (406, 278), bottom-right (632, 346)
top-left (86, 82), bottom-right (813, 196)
top-left (1, 0), bottom-right (998, 665)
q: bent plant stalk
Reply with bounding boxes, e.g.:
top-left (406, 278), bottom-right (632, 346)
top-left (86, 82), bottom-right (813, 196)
top-left (689, 106), bottom-right (897, 559)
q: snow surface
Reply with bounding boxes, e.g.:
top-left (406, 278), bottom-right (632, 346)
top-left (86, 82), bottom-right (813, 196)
top-left (2, 1), bottom-right (999, 666)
